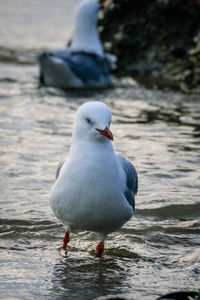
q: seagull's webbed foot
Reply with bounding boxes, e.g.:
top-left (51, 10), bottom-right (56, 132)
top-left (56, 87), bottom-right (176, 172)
top-left (57, 231), bottom-right (70, 257)
top-left (63, 231), bottom-right (70, 249)
top-left (96, 241), bottom-right (104, 258)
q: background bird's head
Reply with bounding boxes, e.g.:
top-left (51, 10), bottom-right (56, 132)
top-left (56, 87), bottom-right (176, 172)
top-left (76, 0), bottom-right (102, 25)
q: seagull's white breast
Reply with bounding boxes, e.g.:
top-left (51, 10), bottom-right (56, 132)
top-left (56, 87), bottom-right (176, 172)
top-left (49, 141), bottom-right (133, 235)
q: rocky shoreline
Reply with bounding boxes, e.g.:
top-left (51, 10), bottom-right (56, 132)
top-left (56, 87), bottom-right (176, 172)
top-left (99, 0), bottom-right (200, 94)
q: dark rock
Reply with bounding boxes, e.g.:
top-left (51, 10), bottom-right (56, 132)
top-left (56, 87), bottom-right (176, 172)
top-left (99, 0), bottom-right (200, 93)
top-left (156, 290), bottom-right (199, 300)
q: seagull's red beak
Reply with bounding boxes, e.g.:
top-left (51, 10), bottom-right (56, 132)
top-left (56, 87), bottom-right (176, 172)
top-left (96, 127), bottom-right (113, 141)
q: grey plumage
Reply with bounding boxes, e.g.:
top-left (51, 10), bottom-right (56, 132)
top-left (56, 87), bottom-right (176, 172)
top-left (55, 161), bottom-right (64, 180)
top-left (38, 50), bottom-right (112, 89)
top-left (117, 155), bottom-right (138, 209)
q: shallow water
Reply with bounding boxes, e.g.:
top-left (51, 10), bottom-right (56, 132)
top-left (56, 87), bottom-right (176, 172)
top-left (0, 1), bottom-right (200, 300)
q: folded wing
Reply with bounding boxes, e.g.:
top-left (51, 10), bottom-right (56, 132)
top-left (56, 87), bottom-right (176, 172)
top-left (117, 155), bottom-right (138, 209)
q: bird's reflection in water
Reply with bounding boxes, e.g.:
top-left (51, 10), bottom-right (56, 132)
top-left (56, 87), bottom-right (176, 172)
top-left (50, 253), bottom-right (131, 300)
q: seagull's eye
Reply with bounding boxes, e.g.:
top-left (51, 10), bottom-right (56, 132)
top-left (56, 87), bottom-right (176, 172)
top-left (86, 118), bottom-right (92, 124)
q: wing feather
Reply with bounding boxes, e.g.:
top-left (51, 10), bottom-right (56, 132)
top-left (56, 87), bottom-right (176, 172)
top-left (117, 155), bottom-right (138, 209)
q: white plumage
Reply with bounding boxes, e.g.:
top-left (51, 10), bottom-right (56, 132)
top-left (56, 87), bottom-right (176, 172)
top-left (70, 0), bottom-right (103, 57)
top-left (49, 101), bottom-right (138, 257)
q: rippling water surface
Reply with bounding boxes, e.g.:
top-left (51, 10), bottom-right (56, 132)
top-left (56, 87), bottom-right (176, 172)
top-left (0, 1), bottom-right (200, 299)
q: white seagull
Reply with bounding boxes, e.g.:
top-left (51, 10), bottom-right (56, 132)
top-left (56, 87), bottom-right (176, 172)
top-left (38, 0), bottom-right (115, 89)
top-left (49, 101), bottom-right (138, 257)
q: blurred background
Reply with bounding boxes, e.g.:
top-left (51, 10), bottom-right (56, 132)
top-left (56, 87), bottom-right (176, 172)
top-left (1, 0), bottom-right (200, 92)
top-left (100, 0), bottom-right (200, 93)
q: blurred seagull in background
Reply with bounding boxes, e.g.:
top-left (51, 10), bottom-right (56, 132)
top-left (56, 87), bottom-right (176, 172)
top-left (38, 0), bottom-right (116, 89)
top-left (49, 101), bottom-right (138, 257)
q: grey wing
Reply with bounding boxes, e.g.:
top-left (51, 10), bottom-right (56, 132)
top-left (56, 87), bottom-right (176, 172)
top-left (63, 52), bottom-right (111, 87)
top-left (38, 50), bottom-right (84, 88)
top-left (38, 50), bottom-right (111, 88)
top-left (38, 49), bottom-right (71, 61)
top-left (117, 155), bottom-right (138, 209)
top-left (55, 161), bottom-right (64, 180)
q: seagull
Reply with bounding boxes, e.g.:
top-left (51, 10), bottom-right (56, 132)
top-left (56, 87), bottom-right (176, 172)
top-left (49, 101), bottom-right (138, 257)
top-left (38, 0), bottom-right (114, 89)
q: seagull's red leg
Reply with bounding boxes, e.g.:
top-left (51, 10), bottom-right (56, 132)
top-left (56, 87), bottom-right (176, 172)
top-left (96, 241), bottom-right (104, 258)
top-left (63, 231), bottom-right (70, 249)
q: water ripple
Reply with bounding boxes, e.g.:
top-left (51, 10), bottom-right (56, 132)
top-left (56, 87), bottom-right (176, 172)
top-left (0, 60), bottom-right (200, 299)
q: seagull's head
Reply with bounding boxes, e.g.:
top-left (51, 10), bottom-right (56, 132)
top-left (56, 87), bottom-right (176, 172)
top-left (73, 101), bottom-right (113, 143)
top-left (76, 0), bottom-right (103, 26)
